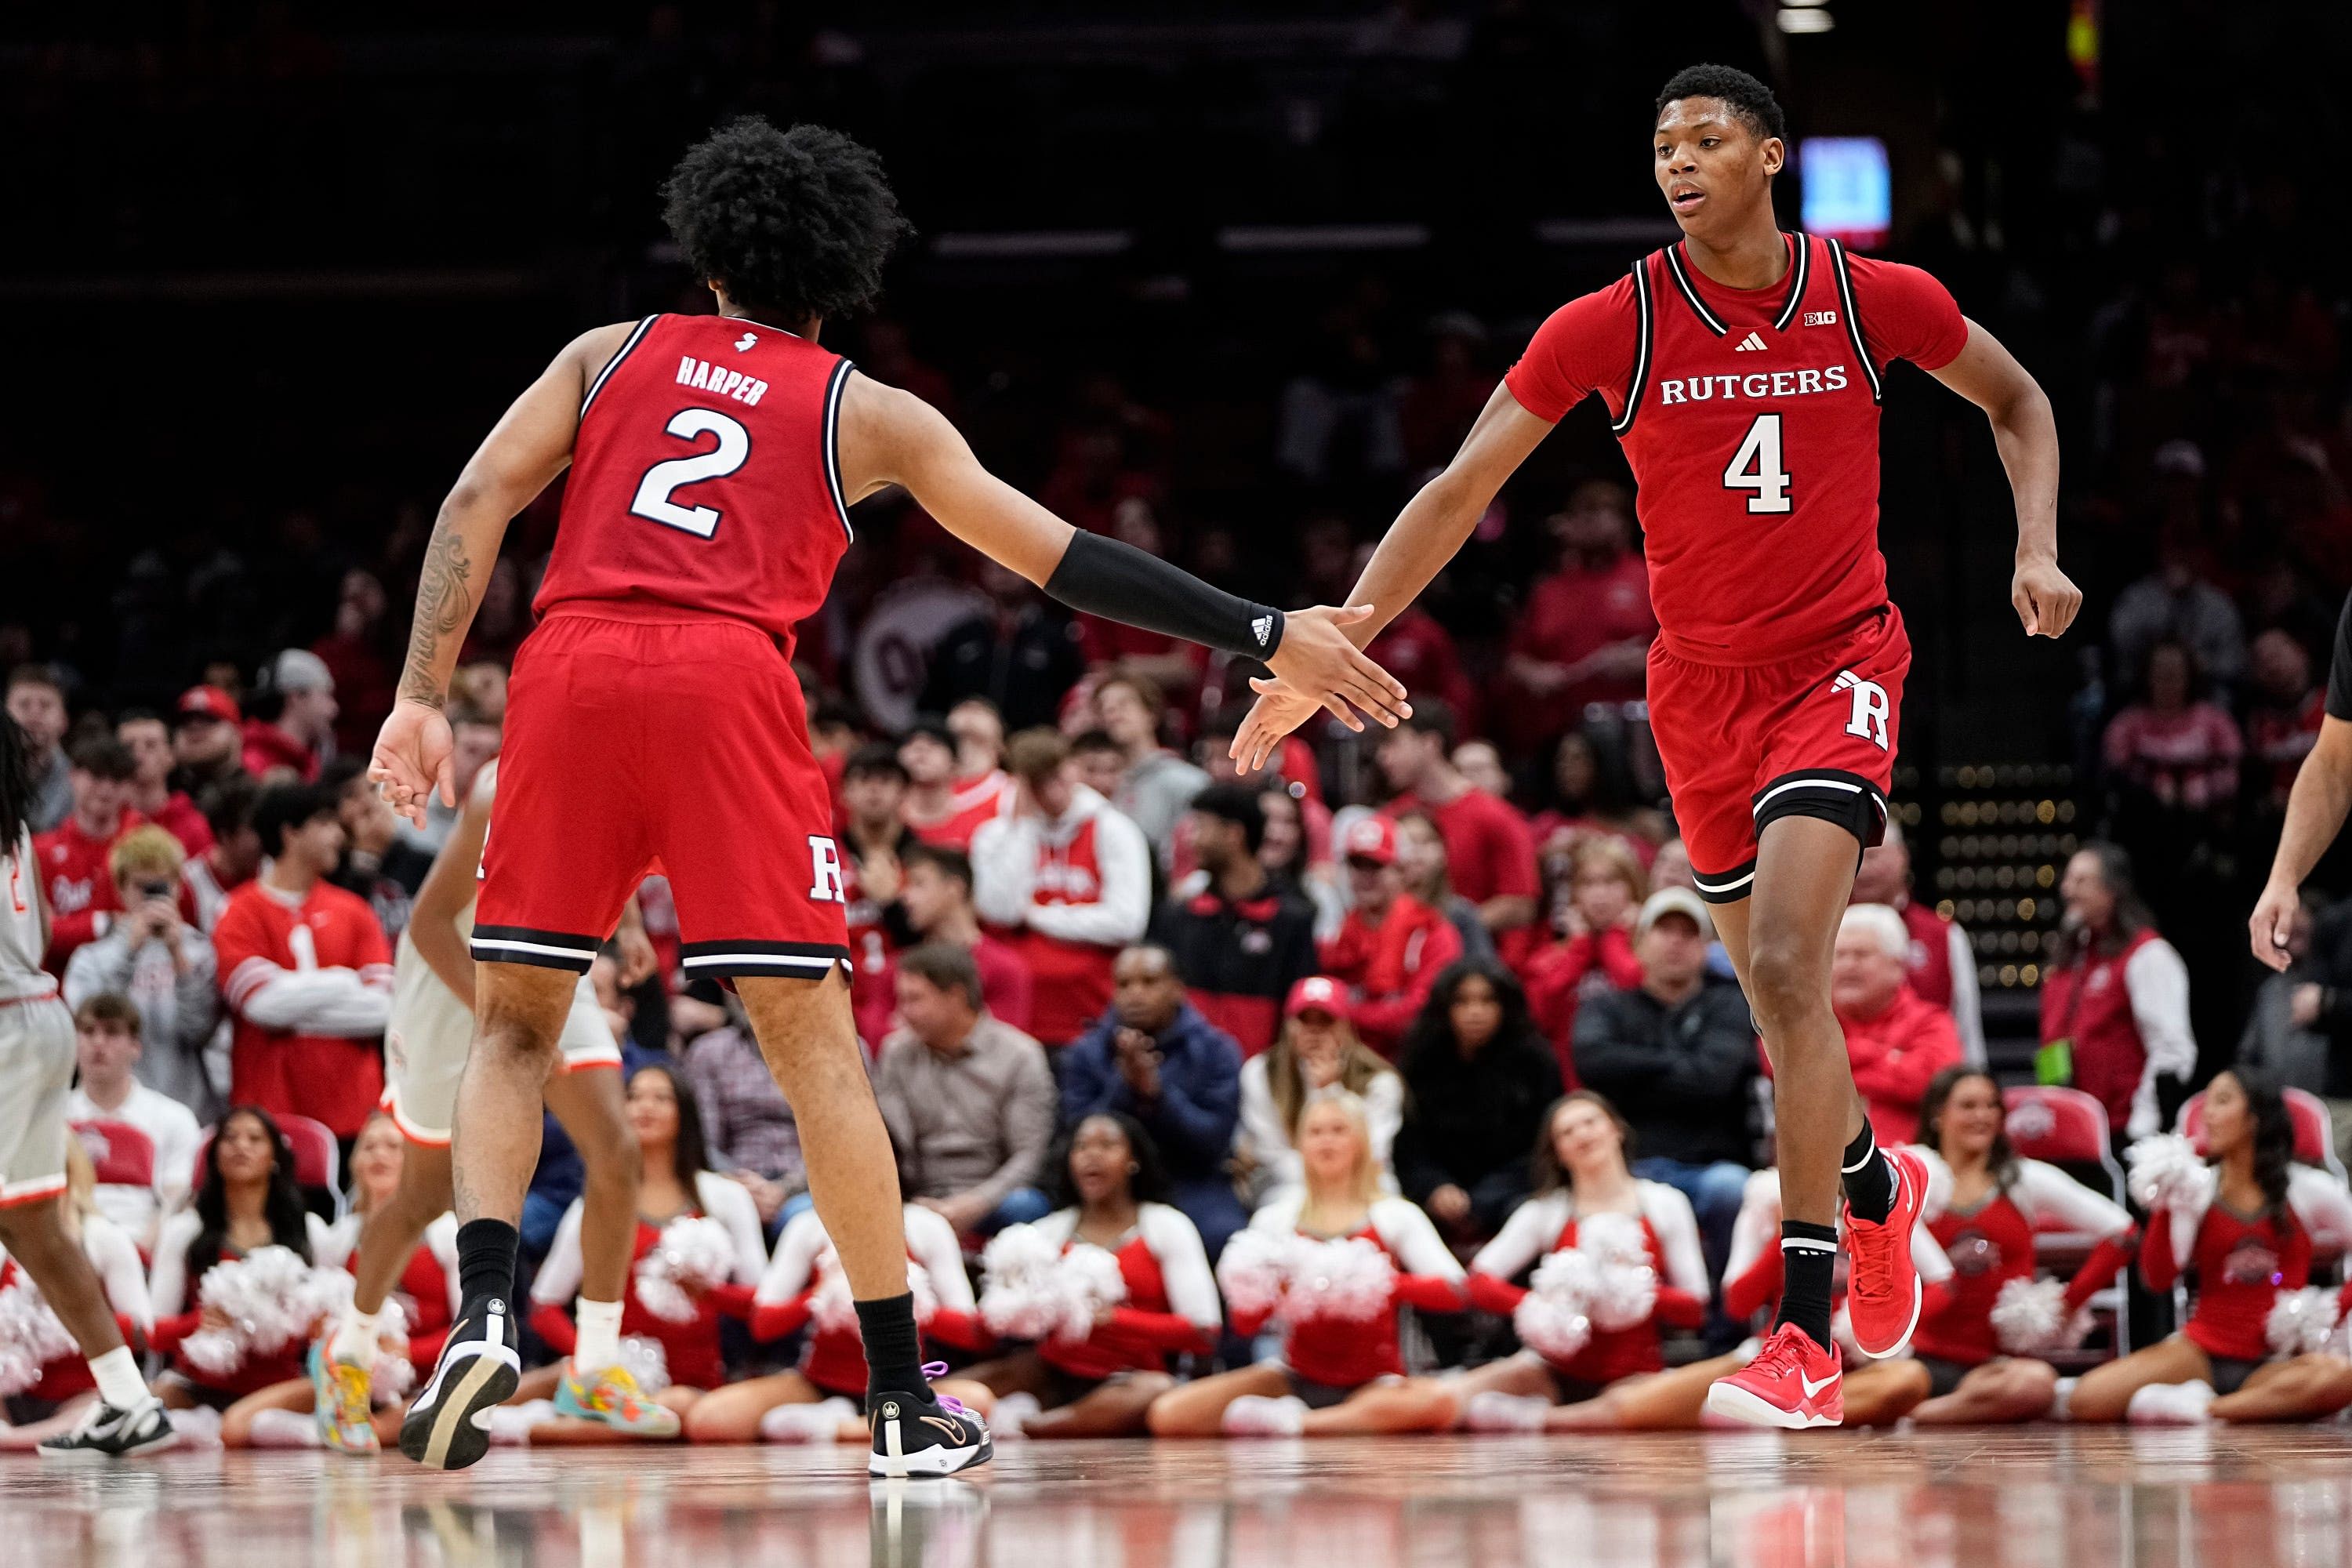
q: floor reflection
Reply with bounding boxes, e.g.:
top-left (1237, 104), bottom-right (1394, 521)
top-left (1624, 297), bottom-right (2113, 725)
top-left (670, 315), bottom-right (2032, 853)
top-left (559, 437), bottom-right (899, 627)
top-left (9, 1428), bottom-right (2352, 1568)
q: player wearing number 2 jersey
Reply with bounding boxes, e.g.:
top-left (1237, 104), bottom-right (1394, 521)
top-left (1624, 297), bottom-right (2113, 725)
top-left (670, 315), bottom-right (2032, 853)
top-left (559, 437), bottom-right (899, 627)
top-left (1232, 64), bottom-right (2082, 1431)
top-left (368, 118), bottom-right (1410, 1477)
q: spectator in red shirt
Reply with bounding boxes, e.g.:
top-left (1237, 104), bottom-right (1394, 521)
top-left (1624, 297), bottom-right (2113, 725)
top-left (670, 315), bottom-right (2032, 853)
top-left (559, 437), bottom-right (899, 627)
top-left (1502, 481), bottom-right (1656, 754)
top-left (1523, 837), bottom-right (1649, 1076)
top-left (901, 716), bottom-right (1006, 848)
top-left (183, 775), bottom-right (263, 936)
top-left (2102, 637), bottom-right (2241, 814)
top-left (310, 568), bottom-right (398, 757)
top-left (1376, 699), bottom-right (1540, 967)
top-left (2245, 626), bottom-right (2327, 812)
top-left (946, 697), bottom-right (1014, 822)
top-left (1849, 817), bottom-right (1984, 1064)
top-left (115, 711), bottom-right (212, 858)
top-left (212, 783), bottom-right (394, 1143)
top-left (1363, 592), bottom-right (1477, 737)
top-left (1831, 904), bottom-right (1964, 1145)
top-left (854, 842), bottom-right (1034, 1048)
top-left (839, 742), bottom-right (919, 997)
top-left (241, 649), bottom-right (338, 784)
top-left (34, 735), bottom-right (141, 973)
top-left (1319, 815), bottom-right (1461, 1058)
top-left (172, 684), bottom-right (248, 800)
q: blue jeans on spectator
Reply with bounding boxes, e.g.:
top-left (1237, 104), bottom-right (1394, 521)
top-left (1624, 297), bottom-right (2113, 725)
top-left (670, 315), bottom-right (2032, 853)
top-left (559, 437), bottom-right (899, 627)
top-left (1631, 1156), bottom-right (1750, 1277)
top-left (1172, 1175), bottom-right (1249, 1264)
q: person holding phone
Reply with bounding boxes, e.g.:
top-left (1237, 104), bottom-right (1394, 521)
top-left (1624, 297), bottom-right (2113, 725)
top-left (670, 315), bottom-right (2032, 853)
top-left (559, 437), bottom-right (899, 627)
top-left (61, 825), bottom-right (220, 1115)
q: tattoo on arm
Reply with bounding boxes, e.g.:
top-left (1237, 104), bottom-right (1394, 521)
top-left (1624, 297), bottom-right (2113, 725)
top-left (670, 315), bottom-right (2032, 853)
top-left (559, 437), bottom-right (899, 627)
top-left (399, 521), bottom-right (474, 709)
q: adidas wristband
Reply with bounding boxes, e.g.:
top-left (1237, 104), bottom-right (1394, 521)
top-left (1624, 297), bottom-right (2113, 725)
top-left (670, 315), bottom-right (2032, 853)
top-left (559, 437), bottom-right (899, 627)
top-left (1043, 528), bottom-right (1285, 662)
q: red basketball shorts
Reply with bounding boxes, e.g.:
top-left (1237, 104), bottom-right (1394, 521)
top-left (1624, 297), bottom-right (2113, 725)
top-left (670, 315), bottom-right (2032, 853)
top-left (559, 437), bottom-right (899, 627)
top-left (1646, 604), bottom-right (1911, 906)
top-left (474, 609), bottom-right (851, 981)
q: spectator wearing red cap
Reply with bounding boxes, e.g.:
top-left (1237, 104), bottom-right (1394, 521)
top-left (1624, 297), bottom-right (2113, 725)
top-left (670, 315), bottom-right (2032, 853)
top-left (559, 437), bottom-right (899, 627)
top-left (172, 684), bottom-right (248, 799)
top-left (34, 735), bottom-right (144, 973)
top-left (114, 710), bottom-right (212, 858)
top-left (1148, 783), bottom-right (1319, 1056)
top-left (1376, 699), bottom-right (1541, 969)
top-left (1238, 976), bottom-right (1403, 1207)
top-left (1059, 945), bottom-right (1247, 1258)
top-left (240, 649), bottom-right (337, 783)
top-left (1318, 815), bottom-right (1461, 1058)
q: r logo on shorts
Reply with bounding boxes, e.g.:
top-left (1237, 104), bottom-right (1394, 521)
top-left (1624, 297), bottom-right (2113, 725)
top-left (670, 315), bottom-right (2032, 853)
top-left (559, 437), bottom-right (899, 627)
top-left (808, 836), bottom-right (846, 904)
top-left (1835, 669), bottom-right (1890, 750)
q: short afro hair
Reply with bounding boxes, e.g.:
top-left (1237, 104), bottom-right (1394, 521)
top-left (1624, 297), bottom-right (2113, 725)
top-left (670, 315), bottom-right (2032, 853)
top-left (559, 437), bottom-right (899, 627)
top-left (1655, 64), bottom-right (1786, 143)
top-left (661, 118), bottom-right (913, 325)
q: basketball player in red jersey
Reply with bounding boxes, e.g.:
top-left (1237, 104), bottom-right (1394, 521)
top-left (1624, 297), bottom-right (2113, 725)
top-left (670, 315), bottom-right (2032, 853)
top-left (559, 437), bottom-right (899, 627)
top-left (1236, 64), bottom-right (2082, 1428)
top-left (368, 119), bottom-right (1407, 1475)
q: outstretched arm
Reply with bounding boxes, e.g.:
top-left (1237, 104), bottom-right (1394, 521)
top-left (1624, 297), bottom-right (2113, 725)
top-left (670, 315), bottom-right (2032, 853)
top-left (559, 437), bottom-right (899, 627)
top-left (370, 322), bottom-right (633, 825)
top-left (1231, 385), bottom-right (1555, 771)
top-left (2252, 717), bottom-right (2352, 968)
top-left (1926, 319), bottom-right (2080, 641)
top-left (838, 372), bottom-right (1407, 731)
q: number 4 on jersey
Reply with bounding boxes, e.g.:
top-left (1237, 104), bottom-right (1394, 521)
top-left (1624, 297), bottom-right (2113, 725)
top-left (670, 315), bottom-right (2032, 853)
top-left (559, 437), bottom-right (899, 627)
top-left (1723, 412), bottom-right (1792, 515)
top-left (630, 408), bottom-right (752, 539)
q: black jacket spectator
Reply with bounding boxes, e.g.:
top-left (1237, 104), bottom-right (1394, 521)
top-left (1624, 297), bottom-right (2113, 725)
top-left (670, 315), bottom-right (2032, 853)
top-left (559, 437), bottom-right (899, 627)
top-left (1148, 783), bottom-right (1319, 1054)
top-left (920, 567), bottom-right (1087, 734)
top-left (1573, 978), bottom-right (1759, 1168)
top-left (1392, 960), bottom-right (1564, 1238)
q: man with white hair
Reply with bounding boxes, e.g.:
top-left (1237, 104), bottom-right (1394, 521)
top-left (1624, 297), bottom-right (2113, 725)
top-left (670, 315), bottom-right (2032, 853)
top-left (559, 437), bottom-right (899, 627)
top-left (1831, 903), bottom-right (1962, 1145)
top-left (241, 648), bottom-right (339, 782)
top-left (1851, 817), bottom-right (1983, 1064)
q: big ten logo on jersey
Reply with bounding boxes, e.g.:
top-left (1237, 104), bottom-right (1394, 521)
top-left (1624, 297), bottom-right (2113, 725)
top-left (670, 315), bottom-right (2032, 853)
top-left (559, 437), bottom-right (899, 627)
top-left (1835, 670), bottom-right (1890, 750)
top-left (808, 836), bottom-right (848, 905)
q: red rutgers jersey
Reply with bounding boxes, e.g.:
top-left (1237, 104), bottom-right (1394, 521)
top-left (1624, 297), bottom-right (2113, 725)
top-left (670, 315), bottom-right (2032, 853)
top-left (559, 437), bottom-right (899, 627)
top-left (535, 313), bottom-right (855, 652)
top-left (1507, 233), bottom-right (1967, 664)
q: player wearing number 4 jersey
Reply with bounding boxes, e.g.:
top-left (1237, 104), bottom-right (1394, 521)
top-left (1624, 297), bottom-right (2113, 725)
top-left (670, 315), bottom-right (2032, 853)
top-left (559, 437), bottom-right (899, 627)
top-left (1233, 64), bottom-right (2082, 1429)
top-left (368, 118), bottom-right (1408, 1476)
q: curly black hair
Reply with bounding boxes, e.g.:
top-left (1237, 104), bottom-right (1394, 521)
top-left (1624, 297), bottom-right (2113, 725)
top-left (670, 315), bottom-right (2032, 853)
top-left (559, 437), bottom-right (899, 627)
top-left (661, 118), bottom-right (913, 326)
top-left (1048, 1111), bottom-right (1172, 1210)
top-left (1655, 64), bottom-right (1787, 143)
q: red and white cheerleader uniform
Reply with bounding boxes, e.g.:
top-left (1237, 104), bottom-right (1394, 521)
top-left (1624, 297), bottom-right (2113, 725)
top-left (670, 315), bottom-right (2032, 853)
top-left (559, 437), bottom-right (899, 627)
top-left (1, 1213), bottom-right (149, 1406)
top-left (146, 1208), bottom-right (340, 1404)
top-left (2140, 1163), bottom-right (2352, 1394)
top-left (1908, 1148), bottom-right (2136, 1396)
top-left (1023, 1203), bottom-right (1221, 1403)
top-left (1237, 1193), bottom-right (1466, 1405)
top-left (750, 1203), bottom-right (989, 1405)
top-left (1466, 1181), bottom-right (1709, 1394)
top-left (528, 1173), bottom-right (768, 1392)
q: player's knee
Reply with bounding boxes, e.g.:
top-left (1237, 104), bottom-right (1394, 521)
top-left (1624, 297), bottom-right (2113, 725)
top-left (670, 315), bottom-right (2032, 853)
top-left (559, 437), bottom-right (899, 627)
top-left (1743, 938), bottom-right (1825, 1034)
top-left (475, 1015), bottom-right (562, 1075)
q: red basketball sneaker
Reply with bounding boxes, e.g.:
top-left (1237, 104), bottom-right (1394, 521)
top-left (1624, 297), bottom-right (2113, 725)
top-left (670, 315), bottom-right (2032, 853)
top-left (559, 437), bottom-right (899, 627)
top-left (1705, 1323), bottom-right (1844, 1429)
top-left (1845, 1146), bottom-right (1928, 1359)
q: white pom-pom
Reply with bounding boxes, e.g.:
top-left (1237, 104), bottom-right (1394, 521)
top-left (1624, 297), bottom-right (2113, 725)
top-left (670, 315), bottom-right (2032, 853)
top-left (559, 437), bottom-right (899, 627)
top-left (808, 1243), bottom-right (936, 1334)
top-left (633, 1215), bottom-right (740, 1325)
top-left (1512, 1290), bottom-right (1592, 1363)
top-left (1054, 1243), bottom-right (1129, 1339)
top-left (2267, 1287), bottom-right (2343, 1358)
top-left (368, 1297), bottom-right (416, 1404)
top-left (617, 1334), bottom-right (670, 1395)
top-left (0, 1275), bottom-right (79, 1396)
top-left (179, 1246), bottom-right (344, 1374)
top-left (1281, 1236), bottom-right (1396, 1323)
top-left (1215, 1229), bottom-right (1297, 1321)
top-left (1990, 1276), bottom-right (2072, 1354)
top-left (1573, 1215), bottom-right (1658, 1332)
top-left (2126, 1134), bottom-right (2206, 1212)
top-left (978, 1225), bottom-right (1127, 1341)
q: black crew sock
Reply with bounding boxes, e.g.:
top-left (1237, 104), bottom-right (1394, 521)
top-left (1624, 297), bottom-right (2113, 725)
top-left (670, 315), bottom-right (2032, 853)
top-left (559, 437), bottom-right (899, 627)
top-left (856, 1293), bottom-right (928, 1397)
top-left (455, 1218), bottom-right (520, 1321)
top-left (1774, 1221), bottom-right (1838, 1350)
top-left (1841, 1120), bottom-right (1896, 1224)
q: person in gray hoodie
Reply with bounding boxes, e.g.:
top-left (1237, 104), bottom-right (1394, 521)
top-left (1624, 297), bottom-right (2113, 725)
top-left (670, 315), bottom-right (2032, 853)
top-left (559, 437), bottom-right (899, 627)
top-left (1094, 667), bottom-right (1208, 868)
top-left (61, 823), bottom-right (220, 1116)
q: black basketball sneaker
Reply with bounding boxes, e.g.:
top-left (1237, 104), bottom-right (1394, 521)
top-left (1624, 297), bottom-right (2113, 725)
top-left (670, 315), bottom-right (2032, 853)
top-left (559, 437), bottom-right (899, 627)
top-left (37, 1396), bottom-right (176, 1458)
top-left (400, 1297), bottom-right (523, 1471)
top-left (866, 1370), bottom-right (992, 1478)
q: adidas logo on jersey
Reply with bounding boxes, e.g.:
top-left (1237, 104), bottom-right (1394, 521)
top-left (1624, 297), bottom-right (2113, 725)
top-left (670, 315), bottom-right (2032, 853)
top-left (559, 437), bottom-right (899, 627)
top-left (1734, 332), bottom-right (1769, 352)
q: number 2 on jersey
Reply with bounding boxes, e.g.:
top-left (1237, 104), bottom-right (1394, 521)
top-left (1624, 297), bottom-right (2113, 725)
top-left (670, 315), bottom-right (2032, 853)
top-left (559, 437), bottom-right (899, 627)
top-left (1722, 412), bottom-right (1792, 515)
top-left (630, 408), bottom-right (752, 539)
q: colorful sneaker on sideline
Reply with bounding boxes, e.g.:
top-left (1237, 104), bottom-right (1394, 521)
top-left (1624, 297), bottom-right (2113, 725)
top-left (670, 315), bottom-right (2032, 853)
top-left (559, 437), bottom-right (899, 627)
top-left (1845, 1147), bottom-right (1928, 1359)
top-left (1704, 1323), bottom-right (1844, 1429)
top-left (555, 1360), bottom-right (681, 1438)
top-left (310, 1341), bottom-right (379, 1454)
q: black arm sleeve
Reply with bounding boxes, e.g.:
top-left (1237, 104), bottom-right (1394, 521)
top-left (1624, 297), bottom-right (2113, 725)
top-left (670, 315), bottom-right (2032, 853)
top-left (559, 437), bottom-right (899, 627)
top-left (2328, 590), bottom-right (2352, 721)
top-left (1043, 528), bottom-right (1285, 662)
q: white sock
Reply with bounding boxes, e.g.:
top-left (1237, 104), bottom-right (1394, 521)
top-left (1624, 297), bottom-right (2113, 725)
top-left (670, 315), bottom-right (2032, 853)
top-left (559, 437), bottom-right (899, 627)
top-left (574, 1298), bottom-right (625, 1375)
top-left (88, 1345), bottom-right (150, 1409)
top-left (332, 1305), bottom-right (381, 1367)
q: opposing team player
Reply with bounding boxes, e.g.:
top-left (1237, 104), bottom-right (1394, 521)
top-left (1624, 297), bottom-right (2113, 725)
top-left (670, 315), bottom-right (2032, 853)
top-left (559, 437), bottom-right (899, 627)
top-left (370, 118), bottom-right (1408, 1475)
top-left (310, 756), bottom-right (671, 1453)
top-left (1233, 64), bottom-right (2080, 1427)
top-left (0, 714), bottom-right (176, 1457)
